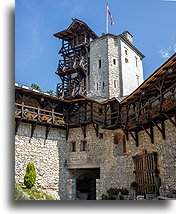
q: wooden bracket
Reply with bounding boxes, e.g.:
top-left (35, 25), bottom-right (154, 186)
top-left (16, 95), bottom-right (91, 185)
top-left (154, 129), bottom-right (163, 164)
top-left (122, 128), bottom-right (129, 141)
top-left (30, 123), bottom-right (37, 139)
top-left (129, 131), bottom-right (139, 147)
top-left (45, 125), bottom-right (52, 141)
top-left (164, 113), bottom-right (176, 128)
top-left (92, 123), bottom-right (99, 137)
top-left (81, 125), bottom-right (86, 138)
top-left (141, 126), bottom-right (154, 144)
top-left (66, 124), bottom-right (69, 141)
top-left (151, 120), bottom-right (165, 140)
top-left (15, 118), bottom-right (21, 135)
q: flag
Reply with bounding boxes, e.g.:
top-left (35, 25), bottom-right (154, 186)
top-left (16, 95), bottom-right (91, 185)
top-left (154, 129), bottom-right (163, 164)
top-left (107, 5), bottom-right (114, 25)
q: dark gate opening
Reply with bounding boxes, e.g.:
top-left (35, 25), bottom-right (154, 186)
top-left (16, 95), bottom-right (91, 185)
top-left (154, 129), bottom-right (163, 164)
top-left (76, 177), bottom-right (96, 200)
top-left (71, 168), bottom-right (100, 200)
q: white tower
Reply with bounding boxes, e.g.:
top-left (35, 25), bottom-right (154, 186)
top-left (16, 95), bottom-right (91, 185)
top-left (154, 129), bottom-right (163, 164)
top-left (87, 31), bottom-right (144, 99)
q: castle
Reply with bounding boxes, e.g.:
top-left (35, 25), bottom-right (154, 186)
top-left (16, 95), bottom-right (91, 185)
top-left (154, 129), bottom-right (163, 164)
top-left (15, 19), bottom-right (176, 200)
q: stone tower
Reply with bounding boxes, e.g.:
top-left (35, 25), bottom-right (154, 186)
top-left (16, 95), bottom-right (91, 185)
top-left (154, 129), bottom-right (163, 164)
top-left (87, 31), bottom-right (144, 99)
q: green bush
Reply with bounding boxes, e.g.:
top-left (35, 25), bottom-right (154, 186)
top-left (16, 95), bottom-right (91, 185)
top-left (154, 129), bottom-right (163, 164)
top-left (102, 187), bottom-right (128, 200)
top-left (24, 163), bottom-right (36, 189)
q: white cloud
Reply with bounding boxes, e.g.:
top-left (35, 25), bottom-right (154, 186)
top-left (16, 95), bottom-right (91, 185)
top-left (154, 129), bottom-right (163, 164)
top-left (160, 43), bottom-right (176, 58)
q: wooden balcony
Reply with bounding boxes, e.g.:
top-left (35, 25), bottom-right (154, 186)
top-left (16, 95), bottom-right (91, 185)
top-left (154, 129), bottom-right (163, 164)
top-left (125, 83), bottom-right (176, 131)
top-left (15, 103), bottom-right (66, 128)
top-left (66, 109), bottom-right (104, 128)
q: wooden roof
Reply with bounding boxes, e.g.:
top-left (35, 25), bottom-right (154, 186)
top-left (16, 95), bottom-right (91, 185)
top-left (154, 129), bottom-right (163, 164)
top-left (120, 53), bottom-right (176, 104)
top-left (54, 18), bottom-right (98, 41)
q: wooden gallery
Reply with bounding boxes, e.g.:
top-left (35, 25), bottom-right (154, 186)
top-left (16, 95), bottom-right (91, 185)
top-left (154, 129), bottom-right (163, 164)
top-left (15, 19), bottom-right (176, 200)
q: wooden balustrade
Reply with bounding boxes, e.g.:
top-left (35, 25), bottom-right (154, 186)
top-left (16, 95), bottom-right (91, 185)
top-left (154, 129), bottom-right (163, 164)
top-left (15, 103), bottom-right (65, 126)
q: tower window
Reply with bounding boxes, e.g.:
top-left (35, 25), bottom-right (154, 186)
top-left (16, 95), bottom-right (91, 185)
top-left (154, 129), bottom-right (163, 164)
top-left (102, 81), bottom-right (105, 89)
top-left (125, 58), bottom-right (128, 63)
top-left (70, 142), bottom-right (76, 152)
top-left (80, 140), bottom-right (87, 151)
top-left (113, 58), bottom-right (116, 65)
top-left (98, 59), bottom-right (101, 68)
top-left (97, 82), bottom-right (99, 91)
top-left (99, 133), bottom-right (103, 139)
top-left (135, 57), bottom-right (138, 66)
top-left (125, 49), bottom-right (128, 55)
top-left (136, 75), bottom-right (139, 86)
top-left (114, 80), bottom-right (117, 88)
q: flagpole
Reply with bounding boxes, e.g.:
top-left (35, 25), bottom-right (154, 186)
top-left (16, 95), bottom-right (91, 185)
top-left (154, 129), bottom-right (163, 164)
top-left (106, 4), bottom-right (108, 34)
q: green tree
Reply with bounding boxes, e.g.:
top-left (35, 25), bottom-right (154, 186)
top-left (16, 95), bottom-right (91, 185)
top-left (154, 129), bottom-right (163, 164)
top-left (31, 84), bottom-right (41, 92)
top-left (45, 90), bottom-right (55, 96)
top-left (24, 163), bottom-right (36, 189)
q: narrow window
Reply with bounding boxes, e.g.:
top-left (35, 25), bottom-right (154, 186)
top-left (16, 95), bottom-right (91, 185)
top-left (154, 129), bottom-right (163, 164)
top-left (125, 58), bottom-right (128, 63)
top-left (114, 80), bottom-right (117, 88)
top-left (125, 49), bottom-right (128, 55)
top-left (135, 56), bottom-right (138, 66)
top-left (97, 82), bottom-right (99, 91)
top-left (113, 58), bottom-right (116, 65)
top-left (99, 59), bottom-right (101, 68)
top-left (99, 108), bottom-right (103, 115)
top-left (102, 81), bottom-right (105, 89)
top-left (136, 75), bottom-right (139, 86)
top-left (99, 133), bottom-right (103, 139)
top-left (70, 142), bottom-right (76, 152)
top-left (122, 135), bottom-right (126, 154)
top-left (80, 140), bottom-right (87, 151)
top-left (114, 135), bottom-right (119, 144)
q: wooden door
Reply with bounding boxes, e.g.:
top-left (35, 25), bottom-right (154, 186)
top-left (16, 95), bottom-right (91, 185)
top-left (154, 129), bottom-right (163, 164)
top-left (133, 151), bottom-right (158, 195)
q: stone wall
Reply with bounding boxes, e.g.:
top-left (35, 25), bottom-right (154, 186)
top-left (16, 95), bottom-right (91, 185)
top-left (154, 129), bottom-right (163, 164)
top-left (66, 118), bottom-right (176, 199)
top-left (15, 122), bottom-right (66, 195)
top-left (15, 118), bottom-right (176, 200)
top-left (89, 36), bottom-right (109, 98)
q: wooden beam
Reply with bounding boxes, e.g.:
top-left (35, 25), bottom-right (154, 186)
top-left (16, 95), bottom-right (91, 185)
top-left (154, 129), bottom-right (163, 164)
top-left (66, 124), bottom-right (69, 141)
top-left (15, 118), bottom-right (21, 135)
top-left (129, 131), bottom-right (139, 147)
top-left (141, 126), bottom-right (154, 144)
top-left (92, 123), bottom-right (99, 137)
top-left (164, 113), bottom-right (176, 128)
top-left (45, 125), bottom-right (52, 141)
top-left (151, 120), bottom-right (165, 140)
top-left (81, 125), bottom-right (86, 138)
top-left (30, 123), bottom-right (37, 139)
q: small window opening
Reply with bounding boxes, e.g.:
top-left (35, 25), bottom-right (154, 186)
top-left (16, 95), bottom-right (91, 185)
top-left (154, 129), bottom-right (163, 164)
top-left (125, 49), bottom-right (128, 55)
top-left (80, 140), bottom-right (87, 151)
top-left (125, 58), bottom-right (128, 63)
top-left (102, 81), bottom-right (105, 89)
top-left (135, 57), bottom-right (138, 66)
top-left (113, 59), bottom-right (116, 65)
top-left (99, 133), bottom-right (103, 139)
top-left (114, 135), bottom-right (119, 144)
top-left (114, 80), bottom-right (117, 88)
top-left (70, 142), bottom-right (76, 152)
top-left (99, 108), bottom-right (103, 115)
top-left (97, 82), bottom-right (99, 91)
top-left (99, 59), bottom-right (101, 68)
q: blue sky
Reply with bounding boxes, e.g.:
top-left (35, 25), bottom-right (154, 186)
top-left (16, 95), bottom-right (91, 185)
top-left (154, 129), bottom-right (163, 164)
top-left (15, 0), bottom-right (176, 92)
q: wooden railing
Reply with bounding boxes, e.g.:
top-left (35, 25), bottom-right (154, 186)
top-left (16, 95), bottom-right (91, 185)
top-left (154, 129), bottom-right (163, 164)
top-left (66, 109), bottom-right (104, 125)
top-left (15, 103), bottom-right (65, 126)
top-left (122, 82), bottom-right (176, 130)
